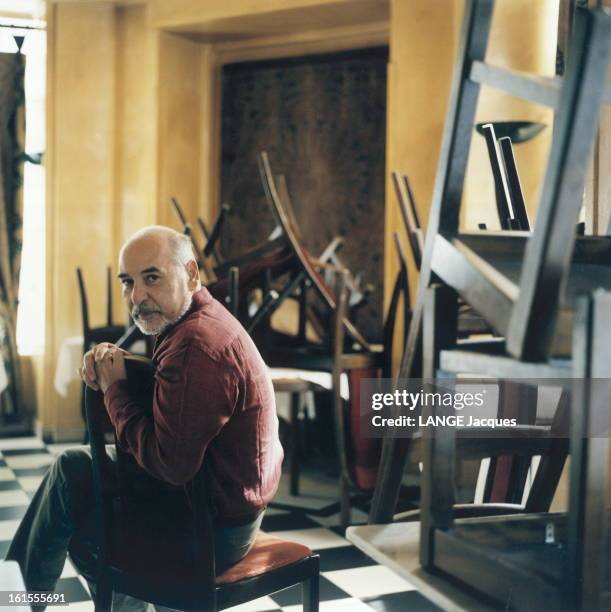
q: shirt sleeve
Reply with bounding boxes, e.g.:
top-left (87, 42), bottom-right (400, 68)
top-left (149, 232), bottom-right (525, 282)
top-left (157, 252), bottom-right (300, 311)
top-left (104, 344), bottom-right (238, 485)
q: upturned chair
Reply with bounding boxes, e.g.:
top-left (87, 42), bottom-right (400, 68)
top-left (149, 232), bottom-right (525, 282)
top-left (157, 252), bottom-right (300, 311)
top-left (370, 0), bottom-right (611, 524)
top-left (480, 123), bottom-right (531, 231)
top-left (70, 356), bottom-right (320, 612)
top-left (330, 266), bottom-right (408, 529)
top-left (418, 288), bottom-right (610, 610)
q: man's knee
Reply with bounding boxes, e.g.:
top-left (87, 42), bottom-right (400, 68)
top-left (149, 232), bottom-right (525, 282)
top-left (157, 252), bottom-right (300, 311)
top-left (50, 448), bottom-right (93, 486)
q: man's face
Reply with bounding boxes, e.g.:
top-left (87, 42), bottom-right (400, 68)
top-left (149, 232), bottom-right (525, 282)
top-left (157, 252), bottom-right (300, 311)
top-left (118, 236), bottom-right (195, 336)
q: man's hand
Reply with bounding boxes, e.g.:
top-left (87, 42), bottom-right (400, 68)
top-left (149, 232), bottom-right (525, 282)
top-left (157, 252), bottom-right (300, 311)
top-left (78, 343), bottom-right (128, 393)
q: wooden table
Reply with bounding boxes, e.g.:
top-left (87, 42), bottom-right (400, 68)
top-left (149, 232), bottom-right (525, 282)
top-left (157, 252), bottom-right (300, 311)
top-left (346, 522), bottom-right (495, 611)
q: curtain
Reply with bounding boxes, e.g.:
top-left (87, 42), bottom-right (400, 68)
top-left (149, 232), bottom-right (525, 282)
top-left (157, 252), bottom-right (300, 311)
top-left (0, 51), bottom-right (25, 418)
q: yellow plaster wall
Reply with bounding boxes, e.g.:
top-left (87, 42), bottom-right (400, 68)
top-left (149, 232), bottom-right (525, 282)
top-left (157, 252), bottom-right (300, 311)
top-left (147, 0), bottom-right (386, 29)
top-left (385, 0), bottom-right (557, 303)
top-left (41, 0), bottom-right (557, 437)
top-left (115, 5), bottom-right (159, 241)
top-left (156, 32), bottom-right (203, 228)
top-left (43, 4), bottom-right (206, 439)
top-left (199, 44), bottom-right (221, 227)
top-left (113, 4), bottom-right (160, 318)
top-left (44, 2), bottom-right (117, 438)
top-left (385, 0), bottom-right (460, 313)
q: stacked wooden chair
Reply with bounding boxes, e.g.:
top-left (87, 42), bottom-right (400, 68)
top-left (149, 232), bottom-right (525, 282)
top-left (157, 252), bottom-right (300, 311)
top-left (171, 197), bottom-right (231, 284)
top-left (222, 162), bottom-right (413, 512)
top-left (223, 151), bottom-right (374, 368)
top-left (330, 251), bottom-right (412, 528)
top-left (367, 0), bottom-right (611, 608)
top-left (370, 0), bottom-right (611, 523)
top-left (171, 158), bottom-right (373, 367)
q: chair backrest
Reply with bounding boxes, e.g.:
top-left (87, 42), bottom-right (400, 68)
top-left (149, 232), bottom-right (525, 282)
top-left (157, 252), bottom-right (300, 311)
top-left (382, 233), bottom-right (411, 380)
top-left (77, 266), bottom-right (114, 342)
top-left (76, 268), bottom-right (90, 338)
top-left (85, 356), bottom-right (218, 610)
top-left (170, 197), bottom-right (216, 282)
top-left (391, 171), bottom-right (424, 269)
top-left (258, 151), bottom-right (372, 351)
top-left (331, 245), bottom-right (411, 492)
top-left (331, 271), bottom-right (380, 492)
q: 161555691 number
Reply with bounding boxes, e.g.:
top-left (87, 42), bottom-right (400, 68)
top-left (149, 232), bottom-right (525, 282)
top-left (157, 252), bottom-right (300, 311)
top-left (0, 591), bottom-right (68, 606)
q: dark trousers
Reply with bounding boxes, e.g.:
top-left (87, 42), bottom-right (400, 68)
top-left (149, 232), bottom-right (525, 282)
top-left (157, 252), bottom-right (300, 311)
top-left (5, 447), bottom-right (263, 611)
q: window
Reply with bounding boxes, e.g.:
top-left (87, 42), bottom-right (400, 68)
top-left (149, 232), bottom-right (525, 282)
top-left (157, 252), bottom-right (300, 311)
top-left (0, 21), bottom-right (46, 355)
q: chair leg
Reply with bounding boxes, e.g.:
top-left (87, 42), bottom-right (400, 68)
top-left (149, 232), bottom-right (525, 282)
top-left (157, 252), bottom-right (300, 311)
top-left (290, 392), bottom-right (301, 496)
top-left (302, 568), bottom-right (319, 612)
top-left (81, 383), bottom-right (90, 444)
top-left (340, 475), bottom-right (351, 530)
top-left (93, 573), bottom-right (113, 612)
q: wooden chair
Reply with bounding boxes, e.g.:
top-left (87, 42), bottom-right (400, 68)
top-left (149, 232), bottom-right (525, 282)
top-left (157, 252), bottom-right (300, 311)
top-left (223, 266), bottom-right (355, 500)
top-left (70, 356), bottom-right (320, 612)
top-left (330, 273), bottom-right (385, 529)
top-left (211, 153), bottom-right (376, 375)
top-left (170, 197), bottom-right (231, 283)
top-left (391, 170), bottom-right (490, 338)
top-left (266, 171), bottom-right (373, 325)
top-left (328, 234), bottom-right (414, 528)
top-left (419, 289), bottom-right (610, 610)
top-left (207, 154), bottom-right (374, 359)
top-left (76, 267), bottom-right (125, 352)
top-left (369, 0), bottom-right (611, 524)
top-left (405, 131), bottom-right (536, 504)
top-left (485, 125), bottom-right (531, 231)
top-left (76, 267), bottom-right (125, 439)
top-left (331, 274), bottom-right (564, 530)
top-left (256, 152), bottom-right (373, 361)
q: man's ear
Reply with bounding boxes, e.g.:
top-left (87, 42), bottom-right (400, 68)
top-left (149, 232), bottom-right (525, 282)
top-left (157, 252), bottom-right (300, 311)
top-left (186, 259), bottom-right (200, 289)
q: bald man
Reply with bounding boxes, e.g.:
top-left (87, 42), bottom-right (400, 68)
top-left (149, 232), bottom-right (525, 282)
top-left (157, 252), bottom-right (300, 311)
top-left (6, 226), bottom-right (283, 610)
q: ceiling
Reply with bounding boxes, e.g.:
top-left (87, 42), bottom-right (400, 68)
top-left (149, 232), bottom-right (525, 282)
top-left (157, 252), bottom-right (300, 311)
top-left (151, 0), bottom-right (389, 43)
top-left (0, 0), bottom-right (45, 20)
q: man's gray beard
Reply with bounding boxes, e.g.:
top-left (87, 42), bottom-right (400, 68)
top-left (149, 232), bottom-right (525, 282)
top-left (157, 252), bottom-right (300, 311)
top-left (133, 294), bottom-right (193, 336)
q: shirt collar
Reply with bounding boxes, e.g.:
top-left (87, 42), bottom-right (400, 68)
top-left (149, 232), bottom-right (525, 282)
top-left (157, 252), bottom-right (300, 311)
top-left (153, 286), bottom-right (211, 349)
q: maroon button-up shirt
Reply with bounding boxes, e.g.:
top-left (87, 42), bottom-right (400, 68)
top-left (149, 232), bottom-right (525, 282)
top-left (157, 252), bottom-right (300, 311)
top-left (104, 287), bottom-right (283, 523)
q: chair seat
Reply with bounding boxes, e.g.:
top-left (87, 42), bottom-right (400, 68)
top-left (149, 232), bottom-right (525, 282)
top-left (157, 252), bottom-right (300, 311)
top-left (434, 233), bottom-right (611, 358)
top-left (217, 533), bottom-right (312, 585)
top-left (70, 501), bottom-right (312, 588)
top-left (270, 373), bottom-right (327, 394)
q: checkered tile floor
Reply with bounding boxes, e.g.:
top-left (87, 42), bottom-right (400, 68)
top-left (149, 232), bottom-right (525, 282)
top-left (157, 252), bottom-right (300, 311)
top-left (0, 437), bottom-right (439, 611)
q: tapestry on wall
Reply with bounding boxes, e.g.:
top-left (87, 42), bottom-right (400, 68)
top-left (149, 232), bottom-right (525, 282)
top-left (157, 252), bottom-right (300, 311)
top-left (220, 47), bottom-right (387, 342)
top-left (0, 51), bottom-right (25, 419)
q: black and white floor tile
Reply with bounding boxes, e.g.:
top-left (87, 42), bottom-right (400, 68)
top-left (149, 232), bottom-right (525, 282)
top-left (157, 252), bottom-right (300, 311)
top-left (0, 437), bottom-right (439, 611)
